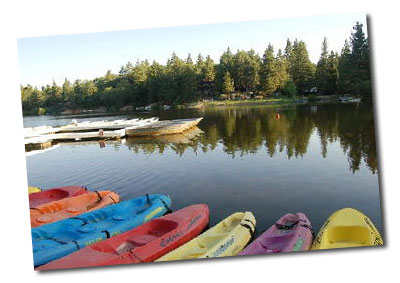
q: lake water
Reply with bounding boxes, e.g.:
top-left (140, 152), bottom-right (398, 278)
top-left (24, 102), bottom-right (383, 237)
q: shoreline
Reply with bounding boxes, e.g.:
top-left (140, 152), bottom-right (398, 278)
top-left (22, 95), bottom-right (355, 117)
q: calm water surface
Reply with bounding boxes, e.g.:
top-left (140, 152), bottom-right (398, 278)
top-left (24, 102), bottom-right (383, 236)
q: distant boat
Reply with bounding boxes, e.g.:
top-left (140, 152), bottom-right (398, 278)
top-left (339, 96), bottom-right (361, 103)
top-left (348, 98), bottom-right (361, 103)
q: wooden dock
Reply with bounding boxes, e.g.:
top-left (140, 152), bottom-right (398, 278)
top-left (25, 138), bottom-right (53, 151)
top-left (24, 117), bottom-right (203, 153)
top-left (125, 118), bottom-right (203, 137)
top-left (126, 126), bottom-right (203, 145)
top-left (24, 126), bottom-right (60, 138)
top-left (47, 128), bottom-right (126, 140)
top-left (57, 117), bottom-right (158, 132)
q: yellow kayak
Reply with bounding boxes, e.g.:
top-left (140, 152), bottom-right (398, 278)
top-left (312, 208), bottom-right (383, 250)
top-left (28, 186), bottom-right (42, 194)
top-left (156, 211), bottom-right (256, 261)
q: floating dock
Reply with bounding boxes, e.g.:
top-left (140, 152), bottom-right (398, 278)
top-left (125, 118), bottom-right (203, 137)
top-left (126, 126), bottom-right (203, 145)
top-left (24, 117), bottom-right (203, 153)
top-left (57, 118), bottom-right (158, 132)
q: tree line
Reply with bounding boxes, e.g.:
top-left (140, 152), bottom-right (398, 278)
top-left (20, 22), bottom-right (371, 114)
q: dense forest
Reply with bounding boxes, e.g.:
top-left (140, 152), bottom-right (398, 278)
top-left (20, 22), bottom-right (371, 115)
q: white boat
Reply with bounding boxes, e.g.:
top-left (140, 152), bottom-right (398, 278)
top-left (348, 98), bottom-right (362, 103)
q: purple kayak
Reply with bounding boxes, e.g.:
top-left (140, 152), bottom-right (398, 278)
top-left (239, 213), bottom-right (313, 255)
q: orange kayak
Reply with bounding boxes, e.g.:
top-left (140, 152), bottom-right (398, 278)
top-left (30, 191), bottom-right (119, 228)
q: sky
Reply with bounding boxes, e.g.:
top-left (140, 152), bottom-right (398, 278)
top-left (18, 13), bottom-right (367, 88)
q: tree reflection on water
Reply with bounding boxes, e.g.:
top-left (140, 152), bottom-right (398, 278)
top-left (124, 102), bottom-right (378, 174)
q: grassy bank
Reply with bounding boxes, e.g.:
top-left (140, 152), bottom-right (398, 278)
top-left (195, 96), bottom-right (321, 108)
top-left (173, 97), bottom-right (307, 109)
top-left (204, 97), bottom-right (296, 106)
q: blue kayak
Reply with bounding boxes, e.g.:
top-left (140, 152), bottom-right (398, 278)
top-left (32, 194), bottom-right (172, 267)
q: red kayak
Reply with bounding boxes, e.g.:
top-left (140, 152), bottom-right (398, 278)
top-left (37, 204), bottom-right (209, 270)
top-left (29, 186), bottom-right (88, 207)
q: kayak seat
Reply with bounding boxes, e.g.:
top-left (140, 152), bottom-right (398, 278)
top-left (146, 219), bottom-right (179, 237)
top-left (325, 226), bottom-right (370, 247)
top-left (46, 190), bottom-right (70, 201)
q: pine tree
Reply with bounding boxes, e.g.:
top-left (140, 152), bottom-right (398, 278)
top-left (61, 79), bottom-right (73, 103)
top-left (146, 61), bottom-right (165, 103)
top-left (233, 50), bottom-right (248, 92)
top-left (217, 47), bottom-right (235, 92)
top-left (338, 22), bottom-right (371, 96)
top-left (284, 39), bottom-right (293, 59)
top-left (337, 40), bottom-right (352, 94)
top-left (315, 37), bottom-right (329, 94)
top-left (203, 55), bottom-right (216, 82)
top-left (182, 53), bottom-right (199, 102)
top-left (246, 49), bottom-right (261, 92)
top-left (276, 48), bottom-right (290, 92)
top-left (196, 53), bottom-right (205, 76)
top-left (326, 51), bottom-right (339, 94)
top-left (222, 71), bottom-right (234, 97)
top-left (350, 22), bottom-right (371, 96)
top-left (289, 40), bottom-right (315, 94)
top-left (260, 44), bottom-right (279, 94)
